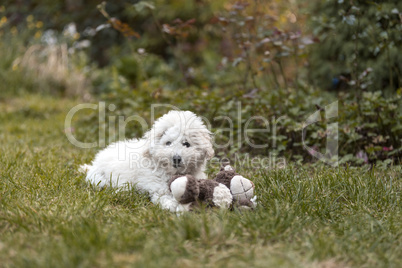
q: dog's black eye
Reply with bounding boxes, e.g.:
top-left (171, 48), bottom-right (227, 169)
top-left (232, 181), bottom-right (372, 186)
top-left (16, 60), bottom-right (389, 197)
top-left (166, 141), bottom-right (172, 146)
top-left (183, 142), bottom-right (190, 148)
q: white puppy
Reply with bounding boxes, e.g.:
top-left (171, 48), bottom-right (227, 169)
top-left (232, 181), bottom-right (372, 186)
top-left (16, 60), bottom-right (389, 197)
top-left (81, 110), bottom-right (214, 212)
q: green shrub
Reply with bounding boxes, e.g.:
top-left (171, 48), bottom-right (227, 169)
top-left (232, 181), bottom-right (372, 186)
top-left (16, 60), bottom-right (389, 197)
top-left (76, 64), bottom-right (402, 165)
top-left (307, 0), bottom-right (402, 92)
top-left (74, 1), bottom-right (401, 166)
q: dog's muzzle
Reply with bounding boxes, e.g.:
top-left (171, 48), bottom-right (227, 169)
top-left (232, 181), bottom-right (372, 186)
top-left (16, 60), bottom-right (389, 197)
top-left (173, 155), bottom-right (182, 168)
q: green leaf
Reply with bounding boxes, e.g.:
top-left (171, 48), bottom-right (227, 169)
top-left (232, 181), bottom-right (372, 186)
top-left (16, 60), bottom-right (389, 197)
top-left (133, 1), bottom-right (155, 12)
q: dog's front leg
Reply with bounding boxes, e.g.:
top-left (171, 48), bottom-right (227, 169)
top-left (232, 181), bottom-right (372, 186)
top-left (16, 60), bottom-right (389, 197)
top-left (150, 194), bottom-right (179, 212)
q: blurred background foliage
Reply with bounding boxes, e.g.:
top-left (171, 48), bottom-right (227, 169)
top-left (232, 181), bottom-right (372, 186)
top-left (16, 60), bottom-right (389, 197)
top-left (0, 0), bottom-right (401, 166)
top-left (308, 0), bottom-right (402, 93)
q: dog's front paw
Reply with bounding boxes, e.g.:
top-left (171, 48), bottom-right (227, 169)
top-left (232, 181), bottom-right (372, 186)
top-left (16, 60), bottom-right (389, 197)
top-left (176, 203), bottom-right (192, 215)
top-left (163, 199), bottom-right (180, 212)
top-left (153, 194), bottom-right (180, 212)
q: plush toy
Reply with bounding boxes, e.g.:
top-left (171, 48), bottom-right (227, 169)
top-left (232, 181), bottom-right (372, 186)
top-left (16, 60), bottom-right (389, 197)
top-left (214, 164), bottom-right (255, 208)
top-left (168, 174), bottom-right (233, 211)
top-left (168, 165), bottom-right (255, 212)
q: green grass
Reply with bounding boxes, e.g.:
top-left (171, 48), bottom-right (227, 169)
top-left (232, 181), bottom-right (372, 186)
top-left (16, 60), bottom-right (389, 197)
top-left (0, 94), bottom-right (401, 267)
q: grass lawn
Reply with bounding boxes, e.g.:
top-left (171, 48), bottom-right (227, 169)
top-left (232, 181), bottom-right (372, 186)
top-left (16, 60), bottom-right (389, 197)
top-left (0, 94), bottom-right (401, 267)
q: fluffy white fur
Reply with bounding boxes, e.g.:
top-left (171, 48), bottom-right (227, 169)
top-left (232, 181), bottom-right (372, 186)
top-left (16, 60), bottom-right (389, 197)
top-left (81, 110), bottom-right (214, 212)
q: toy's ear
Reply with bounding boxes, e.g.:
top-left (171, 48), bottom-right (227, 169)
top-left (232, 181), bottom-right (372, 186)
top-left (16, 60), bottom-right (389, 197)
top-left (221, 164), bottom-right (234, 171)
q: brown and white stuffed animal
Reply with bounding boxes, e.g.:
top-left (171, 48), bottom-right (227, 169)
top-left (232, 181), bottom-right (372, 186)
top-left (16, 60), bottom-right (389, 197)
top-left (168, 165), bottom-right (255, 212)
top-left (214, 165), bottom-right (255, 208)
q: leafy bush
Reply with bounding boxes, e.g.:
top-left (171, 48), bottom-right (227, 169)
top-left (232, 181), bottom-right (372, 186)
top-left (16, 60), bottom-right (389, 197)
top-left (76, 62), bottom-right (402, 166)
top-left (72, 1), bottom-right (401, 166)
top-left (307, 0), bottom-right (402, 92)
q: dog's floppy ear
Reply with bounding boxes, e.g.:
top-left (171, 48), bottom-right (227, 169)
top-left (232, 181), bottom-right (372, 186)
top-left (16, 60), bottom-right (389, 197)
top-left (156, 130), bottom-right (167, 141)
top-left (205, 145), bottom-right (215, 160)
top-left (143, 148), bottom-right (152, 158)
top-left (201, 130), bottom-right (214, 160)
top-left (141, 131), bottom-right (153, 158)
top-left (150, 123), bottom-right (170, 142)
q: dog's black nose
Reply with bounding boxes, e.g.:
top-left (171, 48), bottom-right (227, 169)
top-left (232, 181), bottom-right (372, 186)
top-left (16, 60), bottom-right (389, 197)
top-left (173, 155), bottom-right (182, 167)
